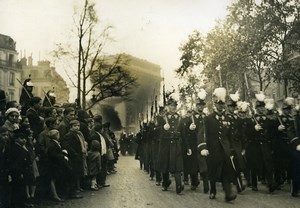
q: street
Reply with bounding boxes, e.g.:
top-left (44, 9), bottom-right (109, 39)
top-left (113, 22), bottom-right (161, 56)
top-left (38, 155), bottom-right (299, 208)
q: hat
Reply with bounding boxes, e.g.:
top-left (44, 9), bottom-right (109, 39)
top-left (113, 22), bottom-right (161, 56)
top-left (196, 89), bottom-right (207, 105)
top-left (282, 97), bottom-right (294, 109)
top-left (227, 92), bottom-right (240, 107)
top-left (69, 119), bottom-right (80, 126)
top-left (93, 115), bottom-right (103, 123)
top-left (5, 108), bottom-right (20, 117)
top-left (264, 98), bottom-right (274, 110)
top-left (255, 92), bottom-right (265, 108)
top-left (167, 97), bottom-right (177, 106)
top-left (23, 78), bottom-right (33, 87)
top-left (77, 110), bottom-right (90, 120)
top-left (237, 101), bottom-right (250, 112)
top-left (48, 129), bottom-right (59, 138)
top-left (213, 87), bottom-right (226, 104)
top-left (12, 129), bottom-right (27, 140)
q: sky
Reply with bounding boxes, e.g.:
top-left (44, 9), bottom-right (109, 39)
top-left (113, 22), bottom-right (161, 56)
top-left (0, 0), bottom-right (232, 100)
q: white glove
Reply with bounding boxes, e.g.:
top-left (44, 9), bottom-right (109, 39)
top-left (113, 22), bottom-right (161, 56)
top-left (187, 149), bottom-right (192, 156)
top-left (255, 124), bottom-right (262, 131)
top-left (278, 125), bottom-right (285, 131)
top-left (164, 123), bottom-right (170, 130)
top-left (189, 123), bottom-right (196, 130)
top-left (200, 149), bottom-right (209, 156)
top-left (241, 149), bottom-right (246, 156)
top-left (64, 156), bottom-right (69, 161)
top-left (62, 149), bottom-right (68, 154)
top-left (296, 144), bottom-right (300, 152)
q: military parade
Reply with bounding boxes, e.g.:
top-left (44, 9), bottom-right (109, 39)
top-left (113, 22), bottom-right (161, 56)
top-left (1, 0), bottom-right (300, 207)
top-left (134, 87), bottom-right (300, 203)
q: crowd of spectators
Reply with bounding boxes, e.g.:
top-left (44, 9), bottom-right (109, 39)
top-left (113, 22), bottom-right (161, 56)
top-left (0, 96), bottom-right (119, 208)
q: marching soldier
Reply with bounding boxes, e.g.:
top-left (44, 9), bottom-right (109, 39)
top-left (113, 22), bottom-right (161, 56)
top-left (157, 97), bottom-right (184, 194)
top-left (227, 92), bottom-right (246, 193)
top-left (182, 90), bottom-right (209, 192)
top-left (291, 102), bottom-right (300, 197)
top-left (274, 97), bottom-right (300, 197)
top-left (152, 106), bottom-right (165, 185)
top-left (198, 87), bottom-right (237, 201)
top-left (246, 92), bottom-right (277, 192)
top-left (19, 78), bottom-right (34, 116)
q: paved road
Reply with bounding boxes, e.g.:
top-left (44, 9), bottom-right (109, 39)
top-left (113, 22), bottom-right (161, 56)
top-left (38, 155), bottom-right (299, 208)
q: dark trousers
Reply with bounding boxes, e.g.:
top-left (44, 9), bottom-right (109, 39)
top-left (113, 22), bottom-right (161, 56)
top-left (0, 180), bottom-right (11, 208)
top-left (155, 171), bottom-right (162, 182)
top-left (97, 154), bottom-right (108, 185)
top-left (11, 180), bottom-right (26, 208)
top-left (292, 181), bottom-right (300, 194)
top-left (162, 172), bottom-right (182, 188)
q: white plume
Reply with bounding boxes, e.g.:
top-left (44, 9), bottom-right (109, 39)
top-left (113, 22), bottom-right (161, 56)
top-left (237, 101), bottom-right (250, 112)
top-left (197, 89), bottom-right (207, 100)
top-left (284, 97), bottom-right (294, 106)
top-left (229, 91), bottom-right (240, 102)
top-left (213, 87), bottom-right (226, 103)
top-left (255, 91), bottom-right (265, 102)
top-left (264, 98), bottom-right (274, 110)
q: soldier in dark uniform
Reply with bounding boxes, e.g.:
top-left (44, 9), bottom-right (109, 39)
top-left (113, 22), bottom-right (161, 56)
top-left (246, 92), bottom-right (277, 192)
top-left (276, 98), bottom-right (295, 188)
top-left (236, 101), bottom-right (252, 187)
top-left (265, 98), bottom-right (288, 188)
top-left (291, 102), bottom-right (300, 197)
top-left (19, 78), bottom-right (34, 116)
top-left (152, 106), bottom-right (165, 186)
top-left (226, 93), bottom-right (246, 193)
top-left (157, 97), bottom-right (184, 194)
top-left (183, 90), bottom-right (209, 192)
top-left (198, 87), bottom-right (237, 201)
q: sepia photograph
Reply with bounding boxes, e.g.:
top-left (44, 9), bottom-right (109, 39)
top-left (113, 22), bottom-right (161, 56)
top-left (0, 0), bottom-right (300, 207)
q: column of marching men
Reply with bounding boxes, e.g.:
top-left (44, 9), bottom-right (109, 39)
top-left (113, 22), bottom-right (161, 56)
top-left (0, 78), bottom-right (120, 208)
top-left (135, 87), bottom-right (300, 202)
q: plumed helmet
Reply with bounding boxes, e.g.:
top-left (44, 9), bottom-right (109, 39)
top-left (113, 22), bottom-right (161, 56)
top-left (227, 91), bottom-right (240, 107)
top-left (255, 91), bottom-right (265, 108)
top-left (212, 87), bottom-right (226, 104)
top-left (264, 98), bottom-right (274, 111)
top-left (237, 101), bottom-right (250, 112)
top-left (167, 97), bottom-right (177, 106)
top-left (282, 97), bottom-right (294, 110)
top-left (196, 89), bottom-right (207, 105)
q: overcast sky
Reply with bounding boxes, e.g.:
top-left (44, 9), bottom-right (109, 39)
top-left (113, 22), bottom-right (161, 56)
top-left (1, 0), bottom-right (232, 99)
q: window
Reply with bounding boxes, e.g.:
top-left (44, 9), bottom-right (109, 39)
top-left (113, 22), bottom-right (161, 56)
top-left (9, 72), bottom-right (15, 86)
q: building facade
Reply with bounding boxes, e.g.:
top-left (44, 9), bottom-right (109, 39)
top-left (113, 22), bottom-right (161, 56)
top-left (0, 34), bottom-right (22, 101)
top-left (20, 57), bottom-right (70, 104)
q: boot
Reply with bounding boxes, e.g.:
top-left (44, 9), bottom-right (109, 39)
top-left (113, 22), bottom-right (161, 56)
top-left (224, 181), bottom-right (237, 202)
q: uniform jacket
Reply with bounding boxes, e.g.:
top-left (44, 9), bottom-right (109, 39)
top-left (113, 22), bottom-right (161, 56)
top-left (157, 111), bottom-right (183, 173)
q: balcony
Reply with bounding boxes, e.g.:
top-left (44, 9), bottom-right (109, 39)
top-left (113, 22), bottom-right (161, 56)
top-left (0, 59), bottom-right (17, 68)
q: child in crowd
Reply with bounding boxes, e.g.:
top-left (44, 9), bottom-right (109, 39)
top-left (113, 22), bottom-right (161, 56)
top-left (87, 140), bottom-right (101, 191)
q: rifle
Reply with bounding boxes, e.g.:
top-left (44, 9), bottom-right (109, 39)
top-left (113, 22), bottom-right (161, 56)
top-left (42, 89), bottom-right (53, 107)
top-left (16, 78), bottom-right (32, 99)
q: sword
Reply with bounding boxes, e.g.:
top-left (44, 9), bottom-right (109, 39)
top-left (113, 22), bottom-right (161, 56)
top-left (230, 155), bottom-right (242, 191)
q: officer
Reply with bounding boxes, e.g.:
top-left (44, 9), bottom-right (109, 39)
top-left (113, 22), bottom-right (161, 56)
top-left (198, 87), bottom-right (237, 201)
top-left (157, 97), bottom-right (184, 194)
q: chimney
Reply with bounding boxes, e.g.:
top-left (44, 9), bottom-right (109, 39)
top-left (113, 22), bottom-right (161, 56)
top-left (28, 55), bottom-right (33, 66)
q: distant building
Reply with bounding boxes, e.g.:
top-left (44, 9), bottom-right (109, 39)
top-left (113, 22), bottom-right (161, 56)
top-left (20, 56), bottom-right (70, 104)
top-left (0, 34), bottom-right (22, 101)
top-left (95, 54), bottom-right (163, 134)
